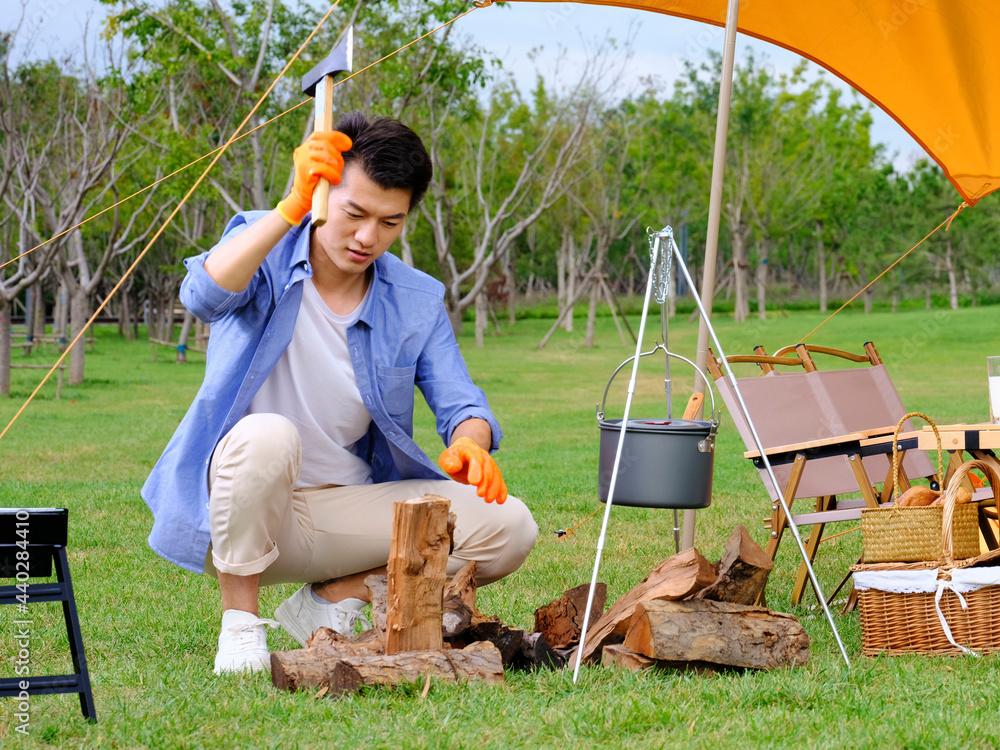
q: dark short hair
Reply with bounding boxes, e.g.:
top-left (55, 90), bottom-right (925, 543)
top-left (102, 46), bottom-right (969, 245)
top-left (333, 111), bottom-right (433, 210)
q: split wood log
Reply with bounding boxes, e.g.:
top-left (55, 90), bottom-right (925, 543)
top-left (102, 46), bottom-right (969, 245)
top-left (442, 561), bottom-right (478, 637)
top-left (385, 495), bottom-right (451, 655)
top-left (694, 525), bottom-right (774, 605)
top-left (623, 599), bottom-right (809, 670)
top-left (442, 596), bottom-right (473, 637)
top-left (464, 616), bottom-right (525, 666)
top-left (444, 560), bottom-right (478, 612)
top-left (576, 547), bottom-right (717, 664)
top-left (601, 643), bottom-right (732, 675)
top-left (271, 641), bottom-right (504, 696)
top-left (601, 643), bottom-right (656, 672)
top-left (512, 631), bottom-right (564, 671)
top-left (294, 627), bottom-right (384, 656)
top-left (364, 574), bottom-right (388, 642)
top-left (534, 583), bottom-right (607, 648)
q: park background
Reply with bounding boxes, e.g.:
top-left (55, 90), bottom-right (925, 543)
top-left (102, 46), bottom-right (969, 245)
top-left (2, 0), bottom-right (1000, 746)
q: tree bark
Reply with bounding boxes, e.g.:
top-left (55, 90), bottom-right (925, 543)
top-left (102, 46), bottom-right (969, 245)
top-left (0, 298), bottom-right (10, 396)
top-left (817, 223), bottom-right (828, 313)
top-left (732, 231), bottom-right (750, 322)
top-left (623, 599), bottom-right (809, 670)
top-left (693, 525), bottom-right (774, 605)
top-left (755, 237), bottom-right (768, 321)
top-left (68, 286), bottom-right (88, 385)
top-left (945, 239), bottom-right (959, 310)
top-left (176, 310), bottom-right (194, 363)
top-left (474, 290), bottom-right (487, 349)
top-left (534, 583), bottom-right (607, 649)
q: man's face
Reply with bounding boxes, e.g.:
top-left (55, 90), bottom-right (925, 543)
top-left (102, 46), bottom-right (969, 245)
top-left (311, 162), bottom-right (412, 281)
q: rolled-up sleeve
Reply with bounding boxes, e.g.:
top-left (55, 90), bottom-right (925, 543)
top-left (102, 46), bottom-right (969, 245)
top-left (416, 304), bottom-right (503, 452)
top-left (179, 215), bottom-right (259, 322)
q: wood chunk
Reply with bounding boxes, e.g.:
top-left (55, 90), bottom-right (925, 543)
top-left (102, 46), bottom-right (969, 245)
top-left (304, 627), bottom-right (383, 655)
top-left (444, 561), bottom-right (478, 613)
top-left (385, 495), bottom-right (451, 655)
top-left (364, 574), bottom-right (388, 640)
top-left (623, 599), bottom-right (809, 670)
top-left (512, 632), bottom-right (564, 671)
top-left (271, 641), bottom-right (504, 696)
top-left (601, 644), bottom-right (732, 675)
top-left (575, 547), bottom-right (717, 664)
top-left (601, 643), bottom-right (656, 672)
top-left (464, 618), bottom-right (525, 665)
top-left (442, 596), bottom-right (473, 637)
top-left (534, 583), bottom-right (607, 648)
top-left (694, 525), bottom-right (775, 605)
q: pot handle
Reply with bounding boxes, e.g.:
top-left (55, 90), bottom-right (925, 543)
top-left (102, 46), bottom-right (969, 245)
top-left (596, 343), bottom-right (718, 421)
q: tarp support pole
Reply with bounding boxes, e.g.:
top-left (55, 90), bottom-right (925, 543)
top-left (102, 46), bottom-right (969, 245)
top-left (684, 0), bottom-right (741, 551)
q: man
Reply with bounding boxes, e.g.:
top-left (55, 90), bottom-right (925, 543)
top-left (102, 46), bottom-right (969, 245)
top-left (142, 112), bottom-right (538, 674)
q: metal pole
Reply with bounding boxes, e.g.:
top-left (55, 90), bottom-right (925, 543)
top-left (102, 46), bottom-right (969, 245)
top-left (683, 0), bottom-right (741, 552)
top-left (668, 233), bottom-right (851, 667)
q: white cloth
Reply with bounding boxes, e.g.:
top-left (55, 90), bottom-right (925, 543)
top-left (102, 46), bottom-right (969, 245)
top-left (853, 566), bottom-right (1000, 656)
top-left (853, 567), bottom-right (1000, 595)
top-left (246, 278), bottom-right (372, 488)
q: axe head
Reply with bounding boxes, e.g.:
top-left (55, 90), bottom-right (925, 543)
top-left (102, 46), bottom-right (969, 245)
top-left (301, 26), bottom-right (354, 97)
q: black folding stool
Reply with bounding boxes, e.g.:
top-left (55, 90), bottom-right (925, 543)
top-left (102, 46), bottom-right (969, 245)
top-left (0, 508), bottom-right (97, 722)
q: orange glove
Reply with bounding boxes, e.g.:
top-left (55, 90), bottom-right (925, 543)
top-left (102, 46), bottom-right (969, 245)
top-left (438, 437), bottom-right (508, 504)
top-left (275, 130), bottom-right (353, 225)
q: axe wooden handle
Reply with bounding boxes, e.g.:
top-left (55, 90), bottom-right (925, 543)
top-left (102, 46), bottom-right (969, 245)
top-left (311, 75), bottom-right (336, 227)
top-left (682, 393), bottom-right (704, 420)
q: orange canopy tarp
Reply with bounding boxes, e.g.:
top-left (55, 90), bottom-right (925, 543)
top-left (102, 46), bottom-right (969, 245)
top-left (508, 0), bottom-right (1000, 205)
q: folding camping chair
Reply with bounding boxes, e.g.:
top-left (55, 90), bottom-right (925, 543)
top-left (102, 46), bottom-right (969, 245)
top-left (707, 341), bottom-right (941, 606)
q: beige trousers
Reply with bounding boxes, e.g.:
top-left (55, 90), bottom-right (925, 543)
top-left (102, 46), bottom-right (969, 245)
top-left (204, 413), bottom-right (538, 586)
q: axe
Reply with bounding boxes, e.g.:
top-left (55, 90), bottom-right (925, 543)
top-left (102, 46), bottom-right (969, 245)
top-left (301, 26), bottom-right (354, 227)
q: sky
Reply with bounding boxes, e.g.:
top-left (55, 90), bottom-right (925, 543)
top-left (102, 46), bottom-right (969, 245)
top-left (4, 0), bottom-right (927, 171)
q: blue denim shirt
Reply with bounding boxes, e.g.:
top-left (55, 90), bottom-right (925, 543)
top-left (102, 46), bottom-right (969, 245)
top-left (141, 211), bottom-right (502, 574)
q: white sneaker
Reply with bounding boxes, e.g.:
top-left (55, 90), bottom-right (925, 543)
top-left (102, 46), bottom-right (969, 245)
top-left (274, 585), bottom-right (372, 646)
top-left (213, 609), bottom-right (279, 675)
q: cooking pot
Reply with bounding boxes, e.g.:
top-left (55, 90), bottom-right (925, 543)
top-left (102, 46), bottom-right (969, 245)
top-left (596, 348), bottom-right (719, 509)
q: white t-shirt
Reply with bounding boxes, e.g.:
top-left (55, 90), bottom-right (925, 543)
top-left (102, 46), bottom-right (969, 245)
top-left (245, 278), bottom-right (373, 488)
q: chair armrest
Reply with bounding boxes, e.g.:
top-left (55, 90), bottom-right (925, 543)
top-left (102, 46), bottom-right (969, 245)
top-left (743, 432), bottom-right (868, 459)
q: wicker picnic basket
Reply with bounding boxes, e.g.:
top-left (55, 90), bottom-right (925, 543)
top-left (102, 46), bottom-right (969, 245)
top-left (852, 459), bottom-right (1000, 656)
top-left (860, 412), bottom-right (980, 563)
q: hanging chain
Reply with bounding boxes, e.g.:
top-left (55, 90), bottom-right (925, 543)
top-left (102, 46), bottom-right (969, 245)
top-left (647, 226), bottom-right (674, 304)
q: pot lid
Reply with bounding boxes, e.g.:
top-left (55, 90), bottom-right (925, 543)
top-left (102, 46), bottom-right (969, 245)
top-left (598, 417), bottom-right (713, 435)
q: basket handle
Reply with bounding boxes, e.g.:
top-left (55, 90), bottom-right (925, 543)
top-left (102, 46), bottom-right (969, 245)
top-left (940, 459), bottom-right (1000, 566)
top-left (892, 412), bottom-right (943, 502)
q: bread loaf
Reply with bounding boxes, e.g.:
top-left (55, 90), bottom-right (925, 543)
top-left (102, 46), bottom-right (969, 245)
top-left (896, 485), bottom-right (940, 507)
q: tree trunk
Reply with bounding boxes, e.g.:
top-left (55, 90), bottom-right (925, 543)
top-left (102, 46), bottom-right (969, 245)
top-left (0, 298), bottom-right (10, 396)
top-left (55, 281), bottom-right (69, 350)
top-left (817, 222), bottom-right (827, 313)
top-left (585, 273), bottom-right (600, 348)
top-left (945, 239), bottom-right (959, 310)
top-left (25, 287), bottom-right (36, 354)
top-left (755, 238), bottom-right (768, 321)
top-left (891, 290), bottom-right (898, 313)
top-left (732, 231), bottom-right (749, 322)
top-left (176, 310), bottom-right (194, 363)
top-left (448, 305), bottom-right (464, 337)
top-left (474, 290), bottom-right (487, 350)
top-left (926, 285), bottom-right (933, 309)
top-left (564, 231), bottom-right (576, 333)
top-left (68, 287), bottom-right (88, 385)
top-left (32, 284), bottom-right (46, 345)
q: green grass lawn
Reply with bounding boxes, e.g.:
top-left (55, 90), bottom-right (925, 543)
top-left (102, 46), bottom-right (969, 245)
top-left (2, 305), bottom-right (1000, 748)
